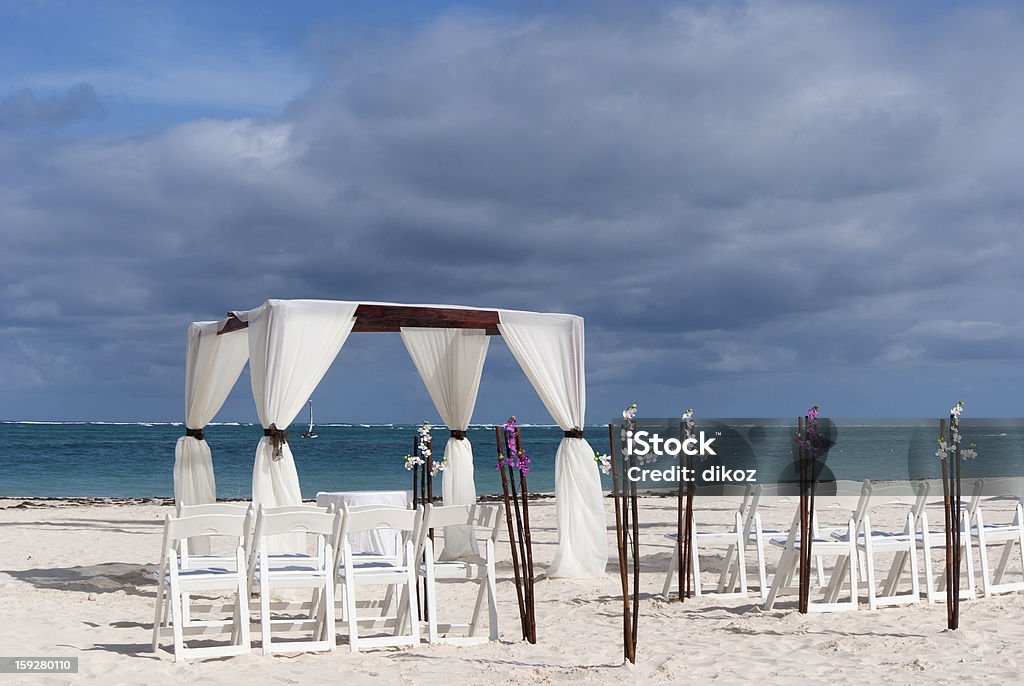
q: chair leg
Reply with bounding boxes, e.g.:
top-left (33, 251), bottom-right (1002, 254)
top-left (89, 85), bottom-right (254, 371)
top-left (425, 563), bottom-right (439, 644)
top-left (923, 542), bottom-right (936, 603)
top-left (152, 576), bottom-right (165, 652)
top-left (237, 571), bottom-right (251, 651)
top-left (468, 579), bottom-right (487, 637)
top-left (882, 550), bottom-right (908, 598)
top-left (345, 580), bottom-right (359, 653)
top-left (864, 536), bottom-right (878, 611)
top-left (755, 533), bottom-right (768, 600)
top-left (734, 515), bottom-right (748, 595)
top-left (718, 543), bottom-right (738, 593)
top-left (963, 517), bottom-right (977, 600)
top-left (847, 539), bottom-right (858, 609)
top-left (765, 548), bottom-right (795, 610)
top-left (260, 582), bottom-right (272, 656)
top-left (407, 555), bottom-right (421, 645)
top-left (323, 575), bottom-right (335, 651)
top-left (486, 565), bottom-right (499, 641)
top-left (909, 539), bottom-right (920, 602)
top-left (662, 542), bottom-right (678, 597)
top-left (690, 537), bottom-right (703, 597)
top-left (169, 576), bottom-right (185, 662)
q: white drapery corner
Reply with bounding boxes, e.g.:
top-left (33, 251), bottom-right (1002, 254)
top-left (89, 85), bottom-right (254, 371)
top-left (401, 327), bottom-right (490, 558)
top-left (498, 310), bottom-right (607, 579)
top-left (237, 299), bottom-right (359, 550)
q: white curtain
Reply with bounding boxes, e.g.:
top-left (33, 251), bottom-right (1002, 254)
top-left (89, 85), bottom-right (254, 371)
top-left (173, 320), bottom-right (248, 506)
top-left (236, 300), bottom-right (358, 549)
top-left (498, 310), bottom-right (607, 578)
top-left (400, 328), bottom-right (490, 558)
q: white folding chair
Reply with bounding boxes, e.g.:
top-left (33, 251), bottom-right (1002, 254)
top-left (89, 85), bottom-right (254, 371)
top-left (247, 506), bottom-right (340, 655)
top-left (418, 504), bottom-right (501, 644)
top-left (822, 482), bottom-right (927, 609)
top-left (919, 479), bottom-right (983, 603)
top-left (337, 505), bottom-right (422, 652)
top-left (972, 477), bottom-right (1024, 597)
top-left (764, 481), bottom-right (872, 612)
top-left (661, 485), bottom-right (753, 599)
top-left (151, 513), bottom-right (251, 662)
top-left (847, 481), bottom-right (929, 608)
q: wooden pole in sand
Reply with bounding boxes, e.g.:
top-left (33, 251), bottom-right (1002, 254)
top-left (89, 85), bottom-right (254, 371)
top-left (952, 415), bottom-right (962, 630)
top-left (676, 425), bottom-right (685, 602)
top-left (609, 423), bottom-right (634, 663)
top-left (681, 451), bottom-right (696, 601)
top-left (495, 427), bottom-right (528, 639)
top-left (798, 416), bottom-right (810, 614)
top-left (513, 427), bottom-right (537, 644)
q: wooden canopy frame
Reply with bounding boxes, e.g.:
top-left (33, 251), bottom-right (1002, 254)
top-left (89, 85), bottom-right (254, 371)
top-left (219, 304), bottom-right (501, 336)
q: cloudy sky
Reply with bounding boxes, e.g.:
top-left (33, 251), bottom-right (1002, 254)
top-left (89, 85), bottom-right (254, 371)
top-left (2, 0), bottom-right (1023, 423)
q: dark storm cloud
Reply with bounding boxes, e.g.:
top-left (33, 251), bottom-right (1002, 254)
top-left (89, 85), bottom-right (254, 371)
top-left (0, 84), bottom-right (104, 130)
top-left (3, 1), bottom-right (1024, 419)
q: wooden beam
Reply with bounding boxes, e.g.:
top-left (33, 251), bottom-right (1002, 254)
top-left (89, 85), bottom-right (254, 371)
top-left (216, 304), bottom-right (502, 335)
top-left (352, 304), bottom-right (500, 334)
top-left (217, 312), bottom-right (248, 335)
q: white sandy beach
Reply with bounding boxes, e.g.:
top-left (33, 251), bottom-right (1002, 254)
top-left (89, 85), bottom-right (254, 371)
top-left (1, 495), bottom-right (1022, 685)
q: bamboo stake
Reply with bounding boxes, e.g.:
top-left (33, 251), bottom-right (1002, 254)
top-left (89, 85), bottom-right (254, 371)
top-left (798, 416), bottom-right (810, 614)
top-left (626, 446), bottom-right (634, 655)
top-left (940, 418), bottom-right (954, 627)
top-left (682, 453), bottom-right (695, 601)
top-left (495, 427), bottom-right (528, 638)
top-left (950, 423), bottom-right (958, 634)
top-left (609, 423), bottom-right (634, 664)
top-left (514, 427), bottom-right (537, 644)
top-left (676, 424), bottom-right (685, 602)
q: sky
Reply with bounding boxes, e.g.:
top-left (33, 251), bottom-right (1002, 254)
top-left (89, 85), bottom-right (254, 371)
top-left (2, 0), bottom-right (1024, 424)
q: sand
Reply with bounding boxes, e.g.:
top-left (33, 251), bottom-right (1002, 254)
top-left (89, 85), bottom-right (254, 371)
top-left (1, 494), bottom-right (1022, 685)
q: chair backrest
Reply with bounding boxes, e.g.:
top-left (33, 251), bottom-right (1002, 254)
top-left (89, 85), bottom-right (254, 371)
top-left (341, 505), bottom-right (420, 535)
top-left (690, 483), bottom-right (752, 509)
top-left (419, 504), bottom-right (502, 558)
top-left (256, 509), bottom-right (338, 539)
top-left (810, 480), bottom-right (872, 533)
top-left (262, 504), bottom-right (329, 515)
top-left (247, 506), bottom-right (340, 576)
top-left (176, 502), bottom-right (251, 517)
top-left (336, 505), bottom-right (422, 565)
top-left (160, 513), bottom-right (249, 569)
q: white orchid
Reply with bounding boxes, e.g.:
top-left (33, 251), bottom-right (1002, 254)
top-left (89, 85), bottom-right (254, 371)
top-left (623, 404), bottom-right (637, 421)
top-left (594, 452), bottom-right (612, 475)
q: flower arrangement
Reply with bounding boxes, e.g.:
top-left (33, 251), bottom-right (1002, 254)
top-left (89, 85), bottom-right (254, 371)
top-left (403, 420), bottom-right (446, 475)
top-left (794, 405), bottom-right (827, 457)
top-left (497, 416), bottom-right (531, 475)
top-left (936, 401), bottom-right (978, 461)
top-left (621, 403), bottom-right (648, 463)
top-left (594, 452), bottom-right (612, 474)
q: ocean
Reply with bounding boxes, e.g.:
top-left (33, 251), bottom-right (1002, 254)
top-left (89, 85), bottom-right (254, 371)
top-left (1, 420), bottom-right (1022, 499)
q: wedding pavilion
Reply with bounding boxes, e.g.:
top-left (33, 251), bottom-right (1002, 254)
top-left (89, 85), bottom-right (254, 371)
top-left (173, 299), bottom-right (607, 579)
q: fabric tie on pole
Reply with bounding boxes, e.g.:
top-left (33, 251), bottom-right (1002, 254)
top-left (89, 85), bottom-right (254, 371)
top-left (184, 428), bottom-right (205, 440)
top-left (563, 428), bottom-right (584, 439)
top-left (450, 429), bottom-right (467, 440)
top-left (263, 425), bottom-right (289, 461)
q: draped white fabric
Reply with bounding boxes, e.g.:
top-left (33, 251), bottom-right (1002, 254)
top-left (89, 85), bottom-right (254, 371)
top-left (400, 327), bottom-right (489, 558)
top-left (237, 300), bottom-right (358, 527)
top-left (498, 310), bottom-right (607, 578)
top-left (173, 320), bottom-right (248, 506)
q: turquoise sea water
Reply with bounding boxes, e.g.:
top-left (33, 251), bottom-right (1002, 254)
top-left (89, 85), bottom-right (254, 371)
top-left (1, 420), bottom-right (1022, 499)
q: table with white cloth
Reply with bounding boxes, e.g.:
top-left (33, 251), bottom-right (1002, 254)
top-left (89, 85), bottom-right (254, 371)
top-left (315, 490), bottom-right (412, 557)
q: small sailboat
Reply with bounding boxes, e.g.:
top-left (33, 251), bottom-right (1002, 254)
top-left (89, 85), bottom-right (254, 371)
top-left (301, 400), bottom-right (317, 439)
